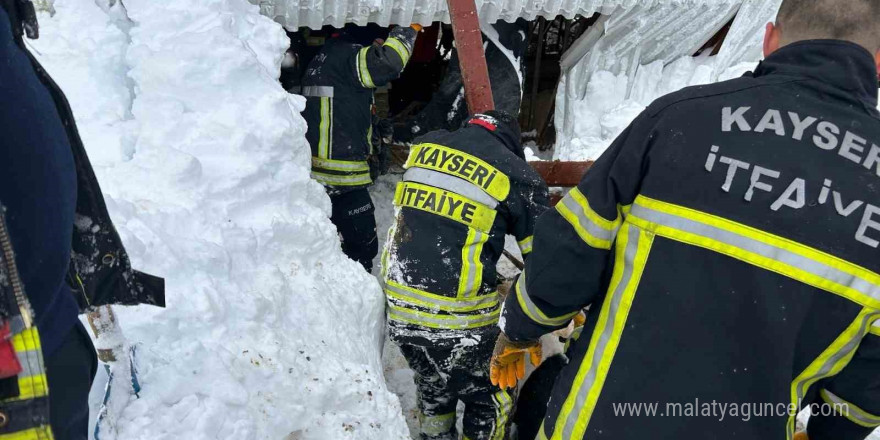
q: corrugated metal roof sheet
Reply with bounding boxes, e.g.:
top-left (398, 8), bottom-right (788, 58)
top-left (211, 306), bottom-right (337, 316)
top-left (252, 0), bottom-right (743, 30)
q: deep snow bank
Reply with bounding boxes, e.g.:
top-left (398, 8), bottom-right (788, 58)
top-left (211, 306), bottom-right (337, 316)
top-left (33, 0), bottom-right (408, 438)
top-left (554, 56), bottom-right (757, 161)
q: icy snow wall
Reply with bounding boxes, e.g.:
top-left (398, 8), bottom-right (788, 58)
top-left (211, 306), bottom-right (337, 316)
top-left (32, 0), bottom-right (409, 438)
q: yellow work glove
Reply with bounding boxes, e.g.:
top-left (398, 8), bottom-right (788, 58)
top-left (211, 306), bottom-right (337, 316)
top-left (793, 432), bottom-right (809, 440)
top-left (410, 23), bottom-right (423, 32)
top-left (490, 333), bottom-right (542, 390)
top-left (573, 311), bottom-right (587, 327)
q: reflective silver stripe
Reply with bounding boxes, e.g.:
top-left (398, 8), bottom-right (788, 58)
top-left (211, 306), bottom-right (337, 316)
top-left (558, 192), bottom-right (617, 245)
top-left (301, 85), bottom-right (334, 98)
top-left (459, 229), bottom-right (488, 298)
top-left (385, 281), bottom-right (498, 312)
top-left (419, 411), bottom-right (455, 435)
top-left (14, 349), bottom-right (44, 378)
top-left (515, 272), bottom-right (578, 327)
top-left (491, 390), bottom-right (513, 440)
top-left (388, 304), bottom-right (500, 329)
top-left (821, 389), bottom-right (880, 427)
top-left (562, 224), bottom-right (643, 439)
top-left (630, 203), bottom-right (880, 305)
top-left (518, 236), bottom-right (534, 254)
top-left (311, 171), bottom-right (371, 186)
top-left (403, 168), bottom-right (498, 208)
top-left (384, 37), bottom-right (411, 65)
top-left (312, 157), bottom-right (369, 172)
top-left (357, 46), bottom-right (375, 88)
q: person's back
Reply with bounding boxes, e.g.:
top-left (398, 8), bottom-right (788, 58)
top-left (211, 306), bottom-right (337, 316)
top-left (492, 1), bottom-right (880, 439)
top-left (300, 24), bottom-right (417, 272)
top-left (383, 112), bottom-right (549, 439)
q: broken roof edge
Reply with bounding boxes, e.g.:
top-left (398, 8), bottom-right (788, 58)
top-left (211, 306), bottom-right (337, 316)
top-left (253, 0), bottom-right (744, 31)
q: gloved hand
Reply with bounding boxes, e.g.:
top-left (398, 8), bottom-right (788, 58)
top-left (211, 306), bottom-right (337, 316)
top-left (410, 23), bottom-right (423, 32)
top-left (573, 310), bottom-right (587, 327)
top-left (793, 432), bottom-right (809, 440)
top-left (490, 332), bottom-right (542, 390)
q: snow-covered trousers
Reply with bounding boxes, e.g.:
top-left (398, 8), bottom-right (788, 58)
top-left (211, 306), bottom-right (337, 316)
top-left (398, 336), bottom-right (514, 440)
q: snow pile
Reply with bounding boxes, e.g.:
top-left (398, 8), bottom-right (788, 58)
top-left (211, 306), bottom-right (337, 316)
top-left (555, 57), bottom-right (757, 161)
top-left (33, 0), bottom-right (409, 438)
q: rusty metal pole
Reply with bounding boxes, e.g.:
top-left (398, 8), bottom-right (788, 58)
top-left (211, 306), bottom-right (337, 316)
top-left (447, 0), bottom-right (495, 114)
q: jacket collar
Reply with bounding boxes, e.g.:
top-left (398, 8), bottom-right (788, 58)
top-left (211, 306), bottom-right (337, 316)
top-left (753, 40), bottom-right (879, 115)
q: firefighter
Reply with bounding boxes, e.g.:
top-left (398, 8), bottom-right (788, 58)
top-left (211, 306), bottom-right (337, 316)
top-left (382, 111), bottom-right (550, 439)
top-left (491, 0), bottom-right (880, 439)
top-left (301, 23), bottom-right (419, 272)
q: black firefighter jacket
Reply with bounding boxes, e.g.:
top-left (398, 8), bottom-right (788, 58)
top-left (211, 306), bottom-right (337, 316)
top-left (2, 2), bottom-right (164, 313)
top-left (501, 41), bottom-right (880, 440)
top-left (301, 26), bottom-right (416, 193)
top-left (383, 116), bottom-right (549, 347)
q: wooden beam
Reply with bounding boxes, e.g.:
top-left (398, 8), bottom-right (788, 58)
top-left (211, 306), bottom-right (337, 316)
top-left (529, 160), bottom-right (593, 187)
top-left (446, 0), bottom-right (494, 114)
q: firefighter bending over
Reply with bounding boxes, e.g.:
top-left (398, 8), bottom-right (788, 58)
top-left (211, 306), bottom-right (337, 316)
top-left (491, 1), bottom-right (880, 439)
top-left (383, 111), bottom-right (549, 439)
top-left (301, 23), bottom-right (419, 272)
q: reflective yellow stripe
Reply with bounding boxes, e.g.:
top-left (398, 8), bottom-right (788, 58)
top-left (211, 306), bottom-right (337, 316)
top-left (384, 37), bottom-right (411, 66)
top-left (357, 46), bottom-right (375, 88)
top-left (629, 195), bottom-right (880, 310)
top-left (458, 228), bottom-right (488, 297)
top-left (311, 157), bottom-right (369, 172)
top-left (491, 389), bottom-right (513, 440)
top-left (387, 303), bottom-right (499, 330)
top-left (385, 280), bottom-right (498, 312)
top-left (419, 411), bottom-right (455, 435)
top-left (15, 374), bottom-right (49, 400)
top-left (367, 123), bottom-right (374, 155)
top-left (820, 389), bottom-right (880, 428)
top-left (0, 426), bottom-right (54, 440)
top-left (394, 182), bottom-right (497, 232)
top-left (552, 223), bottom-right (653, 440)
top-left (518, 235), bottom-right (534, 255)
top-left (555, 187), bottom-right (621, 250)
top-left (406, 143), bottom-right (510, 202)
top-left (537, 422), bottom-right (549, 440)
top-left (515, 272), bottom-right (578, 327)
top-left (318, 97), bottom-right (332, 159)
top-left (311, 171), bottom-right (372, 187)
top-left (11, 327), bottom-right (41, 352)
top-left (786, 308), bottom-right (879, 439)
top-left (871, 321), bottom-right (880, 337)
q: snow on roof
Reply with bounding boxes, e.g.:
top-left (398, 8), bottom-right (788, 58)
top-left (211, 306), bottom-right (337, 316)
top-left (252, 0), bottom-right (743, 30)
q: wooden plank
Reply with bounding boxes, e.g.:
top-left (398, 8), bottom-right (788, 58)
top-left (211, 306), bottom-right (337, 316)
top-left (446, 0), bottom-right (495, 114)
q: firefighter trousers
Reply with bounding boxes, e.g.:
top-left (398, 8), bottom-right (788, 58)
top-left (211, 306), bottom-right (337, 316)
top-left (398, 335), bottom-right (514, 440)
top-left (329, 188), bottom-right (378, 272)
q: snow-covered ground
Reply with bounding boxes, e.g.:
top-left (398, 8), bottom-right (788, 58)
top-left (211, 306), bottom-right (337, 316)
top-left (32, 0), bottom-right (409, 438)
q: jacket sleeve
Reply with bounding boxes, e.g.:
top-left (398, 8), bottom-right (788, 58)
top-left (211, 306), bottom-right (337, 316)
top-left (499, 111), bottom-right (656, 342)
top-left (350, 26), bottom-right (417, 89)
top-left (807, 328), bottom-right (880, 440)
top-left (508, 169), bottom-right (550, 262)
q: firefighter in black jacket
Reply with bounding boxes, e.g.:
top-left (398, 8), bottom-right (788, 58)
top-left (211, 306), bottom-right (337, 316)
top-left (383, 111), bottom-right (550, 439)
top-left (491, 1), bottom-right (880, 439)
top-left (301, 24), bottom-right (418, 272)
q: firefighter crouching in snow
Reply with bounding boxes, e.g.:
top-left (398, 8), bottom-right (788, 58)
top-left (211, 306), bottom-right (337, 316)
top-left (301, 24), bottom-right (419, 272)
top-left (490, 1), bottom-right (880, 439)
top-left (382, 111), bottom-right (550, 439)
